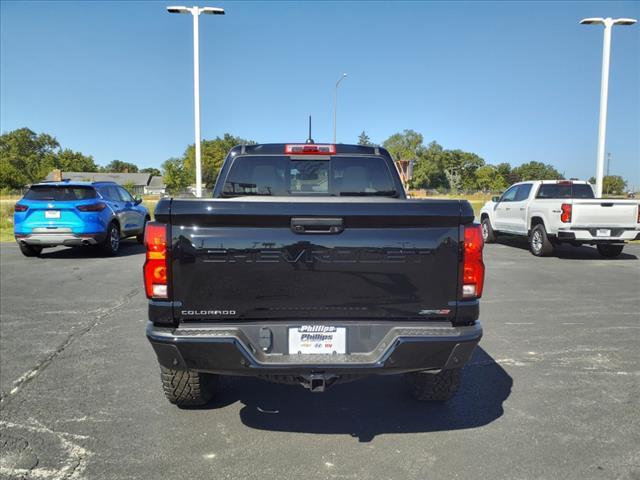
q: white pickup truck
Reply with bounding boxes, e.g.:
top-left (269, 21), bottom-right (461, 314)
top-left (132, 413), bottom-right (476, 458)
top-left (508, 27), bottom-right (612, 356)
top-left (479, 180), bottom-right (640, 257)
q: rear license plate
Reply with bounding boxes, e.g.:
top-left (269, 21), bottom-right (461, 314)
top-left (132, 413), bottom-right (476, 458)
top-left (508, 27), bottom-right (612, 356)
top-left (596, 229), bottom-right (611, 237)
top-left (45, 210), bottom-right (61, 219)
top-left (288, 326), bottom-right (346, 354)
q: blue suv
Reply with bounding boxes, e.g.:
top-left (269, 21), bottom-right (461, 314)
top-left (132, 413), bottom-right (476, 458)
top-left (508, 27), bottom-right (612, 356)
top-left (14, 181), bottom-right (150, 257)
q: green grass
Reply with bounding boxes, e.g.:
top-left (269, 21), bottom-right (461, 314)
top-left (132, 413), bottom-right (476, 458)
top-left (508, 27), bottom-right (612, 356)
top-left (0, 198), bottom-right (17, 243)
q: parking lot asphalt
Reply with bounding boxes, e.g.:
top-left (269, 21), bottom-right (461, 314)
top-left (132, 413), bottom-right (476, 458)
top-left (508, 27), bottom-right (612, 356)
top-left (0, 238), bottom-right (639, 480)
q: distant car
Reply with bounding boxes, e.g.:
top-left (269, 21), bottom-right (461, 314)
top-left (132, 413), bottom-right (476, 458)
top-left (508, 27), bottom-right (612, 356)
top-left (480, 180), bottom-right (640, 257)
top-left (13, 181), bottom-right (150, 257)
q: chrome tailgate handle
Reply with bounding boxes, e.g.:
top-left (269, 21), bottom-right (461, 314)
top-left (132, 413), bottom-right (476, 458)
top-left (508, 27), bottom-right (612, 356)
top-left (291, 217), bottom-right (344, 234)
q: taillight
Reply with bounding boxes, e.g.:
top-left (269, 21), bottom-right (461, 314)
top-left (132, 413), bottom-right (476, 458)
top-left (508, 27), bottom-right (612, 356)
top-left (77, 202), bottom-right (107, 212)
top-left (462, 224), bottom-right (485, 299)
top-left (14, 204), bottom-right (28, 212)
top-left (143, 222), bottom-right (168, 299)
top-left (560, 203), bottom-right (572, 223)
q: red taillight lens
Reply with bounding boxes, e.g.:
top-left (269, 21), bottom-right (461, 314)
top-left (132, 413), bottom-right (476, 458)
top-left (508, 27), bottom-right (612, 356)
top-left (462, 224), bottom-right (485, 299)
top-left (143, 222), bottom-right (168, 299)
top-left (560, 203), bottom-right (572, 223)
top-left (284, 144), bottom-right (336, 155)
top-left (77, 202), bottom-right (107, 212)
top-left (14, 204), bottom-right (28, 212)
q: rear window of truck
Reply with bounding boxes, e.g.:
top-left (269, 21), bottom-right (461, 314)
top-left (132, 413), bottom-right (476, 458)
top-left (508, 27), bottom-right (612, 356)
top-left (535, 183), bottom-right (595, 199)
top-left (222, 156), bottom-right (397, 197)
top-left (24, 186), bottom-right (97, 201)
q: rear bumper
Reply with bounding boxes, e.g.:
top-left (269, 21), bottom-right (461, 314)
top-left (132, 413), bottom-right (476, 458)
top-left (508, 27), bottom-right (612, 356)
top-left (146, 321), bottom-right (482, 376)
top-left (556, 227), bottom-right (640, 243)
top-left (15, 232), bottom-right (106, 247)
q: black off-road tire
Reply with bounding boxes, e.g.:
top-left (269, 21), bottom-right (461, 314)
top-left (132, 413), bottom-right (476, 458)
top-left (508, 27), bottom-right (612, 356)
top-left (596, 244), bottom-right (624, 258)
top-left (405, 369), bottom-right (462, 402)
top-left (529, 224), bottom-right (554, 257)
top-left (100, 222), bottom-right (120, 256)
top-left (18, 243), bottom-right (43, 257)
top-left (481, 216), bottom-right (497, 243)
top-left (136, 216), bottom-right (150, 244)
top-left (160, 366), bottom-right (219, 407)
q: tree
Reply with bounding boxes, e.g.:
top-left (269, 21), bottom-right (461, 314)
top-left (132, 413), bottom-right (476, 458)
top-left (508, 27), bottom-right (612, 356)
top-left (162, 157), bottom-right (191, 195)
top-left (141, 167), bottom-right (161, 177)
top-left (357, 131), bottom-right (375, 147)
top-left (0, 128), bottom-right (59, 189)
top-left (408, 140), bottom-right (485, 192)
top-left (495, 162), bottom-right (518, 187)
top-left (410, 141), bottom-right (446, 189)
top-left (55, 148), bottom-right (98, 172)
top-left (589, 175), bottom-right (627, 195)
top-left (475, 165), bottom-right (508, 192)
top-left (513, 161), bottom-right (562, 181)
top-left (123, 181), bottom-right (137, 194)
top-left (182, 134), bottom-right (255, 187)
top-left (103, 160), bottom-right (139, 173)
top-left (382, 129), bottom-right (424, 162)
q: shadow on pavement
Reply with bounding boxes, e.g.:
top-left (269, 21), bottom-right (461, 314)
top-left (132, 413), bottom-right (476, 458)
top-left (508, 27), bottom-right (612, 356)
top-left (37, 239), bottom-right (145, 259)
top-left (494, 236), bottom-right (638, 260)
top-left (206, 348), bottom-right (512, 442)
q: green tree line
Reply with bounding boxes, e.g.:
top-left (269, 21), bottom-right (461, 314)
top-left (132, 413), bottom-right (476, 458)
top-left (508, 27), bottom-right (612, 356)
top-left (1, 127), bottom-right (631, 195)
top-left (362, 129), bottom-right (566, 193)
top-left (0, 128), bottom-right (161, 191)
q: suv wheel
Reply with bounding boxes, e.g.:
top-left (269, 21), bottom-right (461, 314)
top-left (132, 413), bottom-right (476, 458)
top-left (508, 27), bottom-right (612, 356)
top-left (101, 222), bottom-right (120, 256)
top-left (160, 366), bottom-right (219, 407)
top-left (596, 244), bottom-right (624, 258)
top-left (18, 243), bottom-right (43, 257)
top-left (405, 369), bottom-right (461, 402)
top-left (529, 224), bottom-right (554, 257)
top-left (136, 216), bottom-right (150, 244)
top-left (481, 217), bottom-right (496, 243)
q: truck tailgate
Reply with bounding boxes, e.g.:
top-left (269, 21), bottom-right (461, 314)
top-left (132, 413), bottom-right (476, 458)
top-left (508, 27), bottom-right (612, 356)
top-left (572, 199), bottom-right (639, 227)
top-left (166, 198), bottom-right (472, 322)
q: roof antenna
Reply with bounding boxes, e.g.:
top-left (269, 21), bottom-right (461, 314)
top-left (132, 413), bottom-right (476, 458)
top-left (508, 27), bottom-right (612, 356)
top-left (306, 115), bottom-right (314, 144)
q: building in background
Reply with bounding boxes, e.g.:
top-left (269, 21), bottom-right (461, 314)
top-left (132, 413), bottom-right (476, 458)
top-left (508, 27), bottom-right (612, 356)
top-left (45, 170), bottom-right (166, 196)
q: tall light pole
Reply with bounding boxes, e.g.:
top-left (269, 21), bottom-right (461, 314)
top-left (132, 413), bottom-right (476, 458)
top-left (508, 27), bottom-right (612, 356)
top-left (333, 73), bottom-right (347, 144)
top-left (580, 17), bottom-right (637, 198)
top-left (167, 5), bottom-right (225, 198)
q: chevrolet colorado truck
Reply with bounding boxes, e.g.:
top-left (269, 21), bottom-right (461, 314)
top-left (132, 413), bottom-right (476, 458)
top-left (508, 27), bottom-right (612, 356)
top-left (480, 180), bottom-right (640, 257)
top-left (145, 143), bottom-right (485, 407)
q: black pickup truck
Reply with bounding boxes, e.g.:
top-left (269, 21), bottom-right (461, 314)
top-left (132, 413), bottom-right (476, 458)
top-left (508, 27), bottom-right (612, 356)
top-left (145, 143), bottom-right (484, 407)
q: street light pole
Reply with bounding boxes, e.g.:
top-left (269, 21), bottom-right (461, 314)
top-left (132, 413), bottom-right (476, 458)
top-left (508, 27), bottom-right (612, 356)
top-left (167, 5), bottom-right (225, 198)
top-left (333, 73), bottom-right (347, 144)
top-left (580, 17), bottom-right (637, 198)
top-left (192, 10), bottom-right (202, 198)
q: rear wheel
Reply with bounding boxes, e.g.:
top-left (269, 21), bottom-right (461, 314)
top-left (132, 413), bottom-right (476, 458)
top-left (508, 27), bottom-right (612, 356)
top-left (136, 216), bottom-right (150, 244)
top-left (405, 369), bottom-right (461, 402)
top-left (18, 243), bottom-right (42, 257)
top-left (100, 222), bottom-right (120, 256)
top-left (597, 244), bottom-right (624, 258)
top-left (529, 224), bottom-right (554, 257)
top-left (160, 366), bottom-right (219, 407)
top-left (481, 217), bottom-right (497, 243)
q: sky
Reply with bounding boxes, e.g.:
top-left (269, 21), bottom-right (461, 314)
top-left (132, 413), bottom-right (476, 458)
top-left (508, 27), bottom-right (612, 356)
top-left (1, 1), bottom-right (639, 187)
